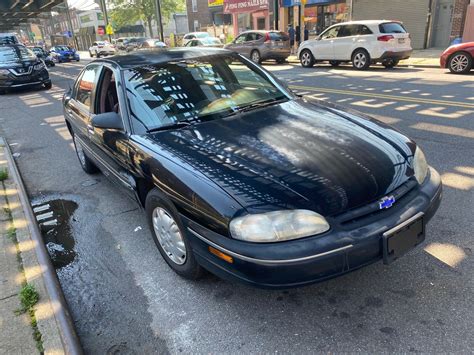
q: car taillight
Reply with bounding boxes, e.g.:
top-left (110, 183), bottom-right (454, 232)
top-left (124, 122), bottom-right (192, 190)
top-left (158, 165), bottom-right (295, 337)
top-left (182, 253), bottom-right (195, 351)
top-left (377, 35), bottom-right (394, 42)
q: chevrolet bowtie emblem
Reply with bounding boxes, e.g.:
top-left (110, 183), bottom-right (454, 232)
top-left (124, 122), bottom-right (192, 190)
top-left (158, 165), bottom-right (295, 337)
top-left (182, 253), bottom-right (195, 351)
top-left (379, 195), bottom-right (396, 209)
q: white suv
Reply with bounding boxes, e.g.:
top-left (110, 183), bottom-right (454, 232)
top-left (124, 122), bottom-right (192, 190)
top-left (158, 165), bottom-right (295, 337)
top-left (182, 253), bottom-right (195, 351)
top-left (89, 41), bottom-right (116, 58)
top-left (298, 20), bottom-right (412, 70)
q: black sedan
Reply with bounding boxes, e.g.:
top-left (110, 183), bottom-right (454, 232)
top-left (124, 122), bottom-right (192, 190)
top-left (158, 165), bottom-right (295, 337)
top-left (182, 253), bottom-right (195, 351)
top-left (62, 49), bottom-right (442, 288)
top-left (0, 44), bottom-right (51, 95)
top-left (29, 46), bottom-right (55, 67)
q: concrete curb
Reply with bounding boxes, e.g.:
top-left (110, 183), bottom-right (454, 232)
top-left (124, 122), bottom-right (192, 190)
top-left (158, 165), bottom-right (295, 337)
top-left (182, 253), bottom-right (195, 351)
top-left (0, 137), bottom-right (83, 355)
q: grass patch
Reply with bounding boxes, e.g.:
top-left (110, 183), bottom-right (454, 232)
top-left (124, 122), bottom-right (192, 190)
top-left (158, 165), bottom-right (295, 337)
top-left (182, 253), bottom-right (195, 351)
top-left (0, 169), bottom-right (8, 181)
top-left (6, 226), bottom-right (16, 241)
top-left (19, 284), bottom-right (40, 312)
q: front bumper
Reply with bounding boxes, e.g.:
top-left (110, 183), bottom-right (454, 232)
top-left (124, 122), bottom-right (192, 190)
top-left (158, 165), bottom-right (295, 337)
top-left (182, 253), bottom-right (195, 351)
top-left (376, 49), bottom-right (413, 61)
top-left (0, 68), bottom-right (50, 89)
top-left (183, 167), bottom-right (442, 288)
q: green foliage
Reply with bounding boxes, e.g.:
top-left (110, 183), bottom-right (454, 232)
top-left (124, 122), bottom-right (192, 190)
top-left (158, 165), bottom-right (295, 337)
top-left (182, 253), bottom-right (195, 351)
top-left (0, 168), bottom-right (8, 181)
top-left (6, 226), bottom-right (16, 240)
top-left (19, 284), bottom-right (40, 312)
top-left (109, 0), bottom-right (186, 36)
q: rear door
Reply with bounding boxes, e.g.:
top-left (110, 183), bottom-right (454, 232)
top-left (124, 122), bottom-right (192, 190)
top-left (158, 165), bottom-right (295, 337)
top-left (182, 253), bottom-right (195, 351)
top-left (378, 22), bottom-right (412, 51)
top-left (226, 33), bottom-right (248, 56)
top-left (65, 64), bottom-right (101, 152)
top-left (243, 32), bottom-right (260, 57)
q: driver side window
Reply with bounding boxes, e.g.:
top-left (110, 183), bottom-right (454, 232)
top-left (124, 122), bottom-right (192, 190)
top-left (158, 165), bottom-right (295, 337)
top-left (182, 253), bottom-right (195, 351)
top-left (95, 67), bottom-right (121, 115)
top-left (321, 26), bottom-right (340, 40)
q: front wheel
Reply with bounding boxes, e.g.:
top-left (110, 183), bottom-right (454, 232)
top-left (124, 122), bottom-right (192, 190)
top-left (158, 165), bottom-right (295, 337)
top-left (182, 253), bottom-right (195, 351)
top-left (43, 80), bottom-right (52, 90)
top-left (352, 49), bottom-right (371, 70)
top-left (300, 49), bottom-right (315, 68)
top-left (448, 51), bottom-right (472, 74)
top-left (383, 58), bottom-right (399, 68)
top-left (250, 50), bottom-right (261, 64)
top-left (145, 189), bottom-right (204, 280)
top-left (95, 50), bottom-right (100, 58)
top-left (72, 133), bottom-right (99, 174)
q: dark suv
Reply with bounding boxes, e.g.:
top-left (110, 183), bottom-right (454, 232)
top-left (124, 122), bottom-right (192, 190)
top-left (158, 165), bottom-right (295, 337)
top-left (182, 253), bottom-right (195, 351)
top-left (0, 44), bottom-right (51, 94)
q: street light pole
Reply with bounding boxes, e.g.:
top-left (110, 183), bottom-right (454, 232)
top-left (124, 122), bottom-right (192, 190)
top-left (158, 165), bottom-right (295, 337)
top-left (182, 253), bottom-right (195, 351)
top-left (155, 0), bottom-right (164, 41)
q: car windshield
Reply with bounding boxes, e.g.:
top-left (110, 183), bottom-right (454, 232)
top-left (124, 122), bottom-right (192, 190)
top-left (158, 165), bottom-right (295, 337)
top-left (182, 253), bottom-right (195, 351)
top-left (202, 38), bottom-right (222, 45)
top-left (124, 53), bottom-right (289, 133)
top-left (0, 46), bottom-right (36, 66)
top-left (55, 46), bottom-right (69, 51)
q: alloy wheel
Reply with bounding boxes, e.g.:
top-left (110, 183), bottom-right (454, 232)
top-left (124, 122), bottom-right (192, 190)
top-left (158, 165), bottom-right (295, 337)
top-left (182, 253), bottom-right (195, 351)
top-left (353, 52), bottom-right (367, 69)
top-left (251, 51), bottom-right (260, 63)
top-left (450, 54), bottom-right (469, 72)
top-left (301, 52), bottom-right (312, 67)
top-left (152, 207), bottom-right (187, 265)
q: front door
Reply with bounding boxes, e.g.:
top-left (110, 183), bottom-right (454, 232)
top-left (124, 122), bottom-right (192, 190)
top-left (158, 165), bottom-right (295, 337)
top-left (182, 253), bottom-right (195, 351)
top-left (433, 0), bottom-right (454, 47)
top-left (89, 65), bottom-right (136, 200)
top-left (313, 25), bottom-right (339, 60)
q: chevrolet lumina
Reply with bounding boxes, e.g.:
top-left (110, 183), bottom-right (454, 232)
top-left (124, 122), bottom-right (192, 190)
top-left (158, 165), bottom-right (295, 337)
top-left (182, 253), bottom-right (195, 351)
top-left (62, 49), bottom-right (441, 288)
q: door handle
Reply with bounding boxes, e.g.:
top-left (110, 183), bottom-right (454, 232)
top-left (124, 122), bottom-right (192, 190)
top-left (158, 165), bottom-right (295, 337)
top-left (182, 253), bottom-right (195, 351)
top-left (87, 124), bottom-right (95, 135)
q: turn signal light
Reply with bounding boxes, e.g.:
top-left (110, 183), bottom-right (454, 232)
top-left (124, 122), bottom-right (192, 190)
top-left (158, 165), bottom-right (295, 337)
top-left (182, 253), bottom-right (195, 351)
top-left (208, 246), bottom-right (233, 263)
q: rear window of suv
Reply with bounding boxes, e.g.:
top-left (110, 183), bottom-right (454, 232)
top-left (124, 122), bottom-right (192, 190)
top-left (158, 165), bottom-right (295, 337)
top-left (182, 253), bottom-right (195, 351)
top-left (269, 32), bottom-right (289, 41)
top-left (379, 22), bottom-right (407, 34)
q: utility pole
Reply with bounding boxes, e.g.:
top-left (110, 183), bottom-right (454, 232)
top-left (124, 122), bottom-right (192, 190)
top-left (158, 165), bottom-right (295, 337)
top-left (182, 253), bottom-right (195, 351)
top-left (274, 0), bottom-right (279, 30)
top-left (63, 0), bottom-right (78, 48)
top-left (99, 0), bottom-right (112, 42)
top-left (155, 0), bottom-right (164, 41)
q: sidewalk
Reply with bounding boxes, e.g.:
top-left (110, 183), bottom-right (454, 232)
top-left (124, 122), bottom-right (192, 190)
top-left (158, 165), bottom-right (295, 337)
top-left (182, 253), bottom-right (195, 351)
top-left (287, 48), bottom-right (443, 68)
top-left (0, 138), bottom-right (81, 354)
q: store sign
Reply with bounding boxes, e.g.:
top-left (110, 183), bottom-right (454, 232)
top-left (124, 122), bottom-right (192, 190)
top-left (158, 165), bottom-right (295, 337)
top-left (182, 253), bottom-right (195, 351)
top-left (223, 0), bottom-right (268, 14)
top-left (209, 0), bottom-right (224, 7)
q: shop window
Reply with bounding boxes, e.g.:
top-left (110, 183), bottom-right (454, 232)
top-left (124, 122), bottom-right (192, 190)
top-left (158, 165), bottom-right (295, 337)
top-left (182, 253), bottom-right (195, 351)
top-left (191, 0), bottom-right (197, 12)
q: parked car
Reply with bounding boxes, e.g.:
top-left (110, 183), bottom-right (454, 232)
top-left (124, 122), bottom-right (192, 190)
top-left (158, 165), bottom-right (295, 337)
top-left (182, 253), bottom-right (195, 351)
top-left (28, 46), bottom-right (55, 67)
top-left (62, 48), bottom-right (441, 288)
top-left (115, 37), bottom-right (131, 51)
top-left (182, 32), bottom-right (210, 46)
top-left (0, 33), bottom-right (20, 45)
top-left (50, 45), bottom-right (80, 63)
top-left (0, 44), bottom-right (51, 95)
top-left (140, 39), bottom-right (167, 48)
top-left (440, 41), bottom-right (474, 74)
top-left (298, 20), bottom-right (412, 70)
top-left (224, 30), bottom-right (290, 64)
top-left (89, 41), bottom-right (116, 57)
top-left (184, 37), bottom-right (223, 48)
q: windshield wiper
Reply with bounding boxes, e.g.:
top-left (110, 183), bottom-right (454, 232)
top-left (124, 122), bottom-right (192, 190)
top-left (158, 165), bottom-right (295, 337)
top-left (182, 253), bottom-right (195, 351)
top-left (147, 121), bottom-right (193, 133)
top-left (233, 96), bottom-right (288, 115)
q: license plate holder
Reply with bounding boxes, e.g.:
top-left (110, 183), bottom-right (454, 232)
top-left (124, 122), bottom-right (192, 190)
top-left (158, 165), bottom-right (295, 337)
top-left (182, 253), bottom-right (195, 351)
top-left (382, 213), bottom-right (425, 264)
top-left (398, 38), bottom-right (405, 44)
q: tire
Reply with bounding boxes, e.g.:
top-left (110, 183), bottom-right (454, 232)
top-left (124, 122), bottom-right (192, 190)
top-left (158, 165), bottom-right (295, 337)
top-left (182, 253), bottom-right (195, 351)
top-left (43, 80), bottom-right (52, 90)
top-left (72, 133), bottom-right (99, 174)
top-left (300, 49), bottom-right (315, 68)
top-left (329, 60), bottom-right (340, 67)
top-left (250, 50), bottom-right (261, 64)
top-left (145, 188), bottom-right (204, 280)
top-left (352, 49), bottom-right (371, 70)
top-left (448, 51), bottom-right (472, 74)
top-left (89, 50), bottom-right (94, 57)
top-left (95, 50), bottom-right (100, 58)
top-left (382, 58), bottom-right (399, 68)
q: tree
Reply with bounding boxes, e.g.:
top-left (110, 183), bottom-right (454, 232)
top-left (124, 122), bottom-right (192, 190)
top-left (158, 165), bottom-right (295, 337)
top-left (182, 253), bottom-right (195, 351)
top-left (109, 0), bottom-right (185, 38)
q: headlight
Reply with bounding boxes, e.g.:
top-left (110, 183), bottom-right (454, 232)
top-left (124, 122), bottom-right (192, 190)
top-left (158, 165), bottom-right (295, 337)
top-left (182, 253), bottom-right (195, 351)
top-left (230, 210), bottom-right (330, 243)
top-left (413, 146), bottom-right (428, 184)
top-left (34, 62), bottom-right (45, 70)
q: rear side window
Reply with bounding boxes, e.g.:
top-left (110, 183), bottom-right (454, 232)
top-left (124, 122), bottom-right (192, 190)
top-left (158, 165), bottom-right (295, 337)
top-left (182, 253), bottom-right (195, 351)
top-left (269, 32), bottom-right (289, 41)
top-left (75, 65), bottom-right (101, 109)
top-left (359, 25), bottom-right (373, 35)
top-left (247, 33), bottom-right (259, 41)
top-left (379, 22), bottom-right (407, 34)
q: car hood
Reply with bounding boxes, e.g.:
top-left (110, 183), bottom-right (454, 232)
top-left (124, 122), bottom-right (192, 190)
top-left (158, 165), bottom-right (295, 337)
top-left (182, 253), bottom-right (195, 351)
top-left (148, 99), bottom-right (416, 216)
top-left (0, 59), bottom-right (40, 69)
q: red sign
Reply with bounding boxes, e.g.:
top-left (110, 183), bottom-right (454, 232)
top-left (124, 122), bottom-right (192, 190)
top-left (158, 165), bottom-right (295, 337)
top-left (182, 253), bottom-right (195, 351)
top-left (97, 26), bottom-right (105, 35)
top-left (224, 0), bottom-right (268, 14)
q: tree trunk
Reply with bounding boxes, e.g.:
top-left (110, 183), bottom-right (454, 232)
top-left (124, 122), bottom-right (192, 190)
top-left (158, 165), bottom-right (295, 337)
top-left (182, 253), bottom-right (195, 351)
top-left (147, 17), bottom-right (153, 38)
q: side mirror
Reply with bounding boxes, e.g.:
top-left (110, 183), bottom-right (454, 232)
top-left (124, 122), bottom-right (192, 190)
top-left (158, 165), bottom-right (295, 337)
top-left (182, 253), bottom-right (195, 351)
top-left (91, 112), bottom-right (123, 130)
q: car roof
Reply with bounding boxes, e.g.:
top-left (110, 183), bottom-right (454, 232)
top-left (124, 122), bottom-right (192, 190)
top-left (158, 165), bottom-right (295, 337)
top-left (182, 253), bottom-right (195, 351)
top-left (99, 48), bottom-right (231, 69)
top-left (331, 20), bottom-right (401, 26)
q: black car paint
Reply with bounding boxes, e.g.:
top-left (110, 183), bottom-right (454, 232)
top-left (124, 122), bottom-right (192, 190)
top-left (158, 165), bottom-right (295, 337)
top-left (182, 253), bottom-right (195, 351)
top-left (0, 45), bottom-right (51, 91)
top-left (63, 50), bottom-right (441, 287)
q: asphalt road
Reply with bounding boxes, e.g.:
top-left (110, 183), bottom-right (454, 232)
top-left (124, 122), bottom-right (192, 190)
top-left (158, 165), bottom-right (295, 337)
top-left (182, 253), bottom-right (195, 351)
top-left (0, 60), bottom-right (472, 354)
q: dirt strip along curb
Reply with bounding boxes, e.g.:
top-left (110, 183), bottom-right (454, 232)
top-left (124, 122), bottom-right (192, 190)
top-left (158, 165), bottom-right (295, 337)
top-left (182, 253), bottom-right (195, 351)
top-left (1, 138), bottom-right (83, 355)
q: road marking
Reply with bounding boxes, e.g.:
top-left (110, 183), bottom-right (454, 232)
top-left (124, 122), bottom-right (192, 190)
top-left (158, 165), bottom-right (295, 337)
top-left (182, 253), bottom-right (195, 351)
top-left (290, 85), bottom-right (474, 109)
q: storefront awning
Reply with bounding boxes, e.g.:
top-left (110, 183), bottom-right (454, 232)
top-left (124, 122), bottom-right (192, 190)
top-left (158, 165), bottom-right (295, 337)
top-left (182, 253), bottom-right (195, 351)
top-left (282, 0), bottom-right (341, 8)
top-left (223, 0), bottom-right (268, 14)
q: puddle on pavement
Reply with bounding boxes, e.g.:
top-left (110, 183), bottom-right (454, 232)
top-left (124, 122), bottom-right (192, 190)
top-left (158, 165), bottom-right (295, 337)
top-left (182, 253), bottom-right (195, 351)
top-left (32, 199), bottom-right (78, 269)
